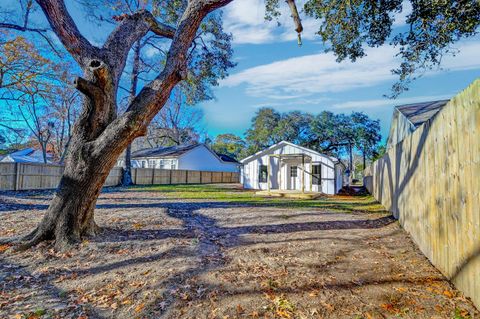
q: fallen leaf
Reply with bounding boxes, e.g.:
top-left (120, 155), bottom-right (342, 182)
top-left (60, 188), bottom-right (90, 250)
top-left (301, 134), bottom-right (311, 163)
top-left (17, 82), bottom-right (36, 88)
top-left (135, 303), bottom-right (145, 313)
top-left (0, 244), bottom-right (11, 253)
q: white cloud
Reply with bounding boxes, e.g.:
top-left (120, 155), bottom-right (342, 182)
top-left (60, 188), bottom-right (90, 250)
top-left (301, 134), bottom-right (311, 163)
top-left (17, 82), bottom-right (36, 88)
top-left (222, 0), bottom-right (414, 45)
top-left (222, 45), bottom-right (399, 97)
top-left (332, 94), bottom-right (453, 110)
top-left (222, 0), bottom-right (319, 44)
top-left (392, 0), bottom-right (412, 27)
top-left (222, 40), bottom-right (480, 100)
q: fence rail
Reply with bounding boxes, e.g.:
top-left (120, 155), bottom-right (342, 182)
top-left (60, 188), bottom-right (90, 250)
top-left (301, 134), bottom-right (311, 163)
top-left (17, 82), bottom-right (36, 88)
top-left (0, 163), bottom-right (239, 191)
top-left (364, 79), bottom-right (480, 309)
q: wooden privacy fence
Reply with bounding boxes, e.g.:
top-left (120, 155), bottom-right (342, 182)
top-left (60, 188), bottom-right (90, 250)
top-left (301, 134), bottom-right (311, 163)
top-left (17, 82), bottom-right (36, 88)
top-left (130, 168), bottom-right (238, 185)
top-left (0, 163), bottom-right (239, 191)
top-left (364, 79), bottom-right (480, 309)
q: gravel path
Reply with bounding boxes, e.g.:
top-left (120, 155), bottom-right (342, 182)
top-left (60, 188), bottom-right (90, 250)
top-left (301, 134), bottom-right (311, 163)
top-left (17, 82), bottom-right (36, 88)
top-left (0, 186), bottom-right (478, 319)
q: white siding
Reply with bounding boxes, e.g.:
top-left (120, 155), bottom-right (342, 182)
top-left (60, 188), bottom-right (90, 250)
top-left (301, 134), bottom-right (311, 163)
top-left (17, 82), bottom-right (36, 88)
top-left (241, 142), bottom-right (344, 195)
top-left (177, 145), bottom-right (239, 172)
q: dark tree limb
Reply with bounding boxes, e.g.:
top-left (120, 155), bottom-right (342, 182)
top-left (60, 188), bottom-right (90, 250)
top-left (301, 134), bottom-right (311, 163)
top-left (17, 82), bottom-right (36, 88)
top-left (73, 77), bottom-right (102, 101)
top-left (35, 0), bottom-right (101, 66)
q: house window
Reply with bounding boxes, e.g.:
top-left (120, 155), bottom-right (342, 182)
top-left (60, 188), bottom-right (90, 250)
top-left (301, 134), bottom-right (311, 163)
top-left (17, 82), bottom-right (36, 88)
top-left (148, 159), bottom-right (156, 168)
top-left (141, 160), bottom-right (146, 168)
top-left (290, 166), bottom-right (298, 177)
top-left (312, 164), bottom-right (322, 185)
top-left (259, 165), bottom-right (268, 183)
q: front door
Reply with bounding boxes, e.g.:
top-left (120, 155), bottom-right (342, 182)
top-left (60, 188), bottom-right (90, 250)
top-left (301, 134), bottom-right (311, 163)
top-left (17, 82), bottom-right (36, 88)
top-left (289, 165), bottom-right (299, 190)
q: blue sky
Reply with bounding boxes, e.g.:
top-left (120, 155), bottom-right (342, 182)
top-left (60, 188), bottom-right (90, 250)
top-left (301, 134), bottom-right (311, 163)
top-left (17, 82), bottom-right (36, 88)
top-left (199, 0), bottom-right (480, 142)
top-left (3, 0), bottom-right (480, 143)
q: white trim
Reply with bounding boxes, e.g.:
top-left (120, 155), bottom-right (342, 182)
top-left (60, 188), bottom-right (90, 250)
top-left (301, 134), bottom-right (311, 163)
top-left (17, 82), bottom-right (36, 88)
top-left (240, 141), bottom-right (338, 164)
top-left (133, 143), bottom-right (240, 166)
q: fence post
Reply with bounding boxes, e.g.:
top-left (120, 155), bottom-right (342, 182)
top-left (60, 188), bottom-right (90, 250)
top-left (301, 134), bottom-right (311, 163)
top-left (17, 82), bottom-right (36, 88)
top-left (152, 168), bottom-right (155, 185)
top-left (169, 169), bottom-right (172, 184)
top-left (14, 163), bottom-right (20, 191)
top-left (200, 171), bottom-right (203, 184)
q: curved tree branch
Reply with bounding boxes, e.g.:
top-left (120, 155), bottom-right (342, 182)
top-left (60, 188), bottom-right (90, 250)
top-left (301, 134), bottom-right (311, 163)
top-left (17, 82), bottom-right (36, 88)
top-left (35, 0), bottom-right (101, 66)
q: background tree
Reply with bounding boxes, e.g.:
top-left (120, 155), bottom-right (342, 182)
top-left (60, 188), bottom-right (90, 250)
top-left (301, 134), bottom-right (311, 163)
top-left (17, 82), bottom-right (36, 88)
top-left (137, 89), bottom-right (205, 148)
top-left (211, 133), bottom-right (246, 160)
top-left (242, 109), bottom-right (382, 177)
top-left (47, 79), bottom-right (81, 163)
top-left (245, 108), bottom-right (282, 154)
top-left (0, 32), bottom-right (58, 103)
top-left (351, 112), bottom-right (381, 170)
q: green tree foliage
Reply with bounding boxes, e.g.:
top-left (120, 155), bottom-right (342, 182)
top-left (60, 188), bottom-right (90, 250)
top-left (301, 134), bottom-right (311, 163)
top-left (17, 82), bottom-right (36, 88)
top-left (243, 107), bottom-right (382, 163)
top-left (211, 133), bottom-right (246, 160)
top-left (266, 0), bottom-right (480, 96)
top-left (245, 108), bottom-right (282, 153)
top-left (351, 112), bottom-right (382, 165)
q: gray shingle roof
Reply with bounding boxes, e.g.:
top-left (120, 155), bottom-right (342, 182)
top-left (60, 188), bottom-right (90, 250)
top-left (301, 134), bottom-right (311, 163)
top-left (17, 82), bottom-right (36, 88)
top-left (396, 100), bottom-right (449, 128)
top-left (215, 153), bottom-right (239, 164)
top-left (131, 144), bottom-right (199, 158)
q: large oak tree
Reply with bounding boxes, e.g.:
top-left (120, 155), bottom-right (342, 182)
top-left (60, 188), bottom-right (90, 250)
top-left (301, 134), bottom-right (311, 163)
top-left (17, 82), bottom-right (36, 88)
top-left (0, 0), bottom-right (478, 250)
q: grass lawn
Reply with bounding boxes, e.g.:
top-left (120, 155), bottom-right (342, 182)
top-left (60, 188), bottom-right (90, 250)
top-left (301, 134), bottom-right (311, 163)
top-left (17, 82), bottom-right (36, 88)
top-left (126, 183), bottom-right (387, 214)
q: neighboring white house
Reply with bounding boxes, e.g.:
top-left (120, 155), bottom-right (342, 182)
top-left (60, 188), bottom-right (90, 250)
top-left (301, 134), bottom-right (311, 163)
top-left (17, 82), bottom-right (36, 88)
top-left (117, 143), bottom-right (241, 172)
top-left (240, 141), bottom-right (345, 195)
top-left (0, 148), bottom-right (53, 164)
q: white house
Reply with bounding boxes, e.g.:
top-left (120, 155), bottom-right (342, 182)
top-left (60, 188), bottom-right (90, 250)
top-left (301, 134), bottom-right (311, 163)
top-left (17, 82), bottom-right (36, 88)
top-left (117, 143), bottom-right (241, 172)
top-left (0, 148), bottom-right (53, 164)
top-left (240, 141), bottom-right (345, 195)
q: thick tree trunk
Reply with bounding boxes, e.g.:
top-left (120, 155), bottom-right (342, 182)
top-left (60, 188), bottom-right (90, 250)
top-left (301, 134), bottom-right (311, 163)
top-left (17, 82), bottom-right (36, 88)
top-left (18, 135), bottom-right (124, 250)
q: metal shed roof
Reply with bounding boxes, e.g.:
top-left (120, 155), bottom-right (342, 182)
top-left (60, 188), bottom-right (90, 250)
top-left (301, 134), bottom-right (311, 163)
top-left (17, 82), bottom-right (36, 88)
top-left (396, 100), bottom-right (450, 128)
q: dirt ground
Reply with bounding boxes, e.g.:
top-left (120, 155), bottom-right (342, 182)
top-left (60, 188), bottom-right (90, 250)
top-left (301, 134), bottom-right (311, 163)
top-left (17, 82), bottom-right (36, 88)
top-left (0, 184), bottom-right (478, 319)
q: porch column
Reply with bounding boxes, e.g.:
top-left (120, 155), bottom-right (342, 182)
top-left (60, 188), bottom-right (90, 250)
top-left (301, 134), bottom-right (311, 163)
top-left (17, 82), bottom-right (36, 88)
top-left (267, 156), bottom-right (271, 194)
top-left (278, 157), bottom-right (282, 191)
top-left (310, 159), bottom-right (313, 192)
top-left (302, 154), bottom-right (305, 193)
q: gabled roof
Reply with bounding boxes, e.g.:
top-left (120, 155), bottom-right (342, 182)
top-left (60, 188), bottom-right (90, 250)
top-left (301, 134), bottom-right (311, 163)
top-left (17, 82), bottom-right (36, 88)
top-left (396, 100), bottom-right (449, 128)
top-left (240, 141), bottom-right (338, 164)
top-left (215, 153), bottom-right (240, 164)
top-left (131, 144), bottom-right (199, 158)
top-left (131, 144), bottom-right (240, 165)
top-left (9, 148), bottom-right (36, 156)
top-left (0, 148), bottom-right (53, 163)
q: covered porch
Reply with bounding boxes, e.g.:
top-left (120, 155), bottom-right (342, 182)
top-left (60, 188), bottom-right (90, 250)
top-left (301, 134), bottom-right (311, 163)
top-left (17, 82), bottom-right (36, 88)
top-left (255, 153), bottom-right (322, 199)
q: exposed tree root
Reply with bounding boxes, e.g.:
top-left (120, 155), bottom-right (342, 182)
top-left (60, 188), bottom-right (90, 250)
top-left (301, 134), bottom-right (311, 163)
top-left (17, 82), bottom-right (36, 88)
top-left (3, 219), bottom-right (103, 252)
top-left (0, 236), bottom-right (20, 245)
